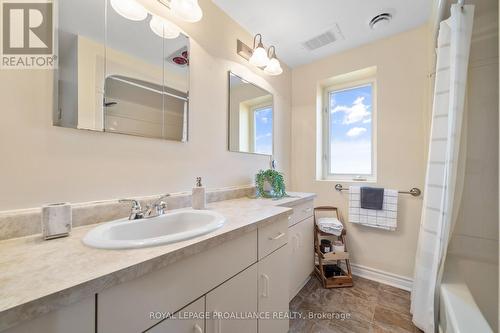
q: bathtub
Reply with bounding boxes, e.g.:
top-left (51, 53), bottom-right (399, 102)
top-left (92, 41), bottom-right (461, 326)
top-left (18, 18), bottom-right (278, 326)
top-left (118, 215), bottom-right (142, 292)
top-left (439, 256), bottom-right (496, 333)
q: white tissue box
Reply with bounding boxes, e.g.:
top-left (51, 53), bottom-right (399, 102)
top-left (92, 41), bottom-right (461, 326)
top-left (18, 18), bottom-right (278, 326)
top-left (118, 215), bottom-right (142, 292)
top-left (41, 203), bottom-right (72, 240)
top-left (333, 241), bottom-right (345, 253)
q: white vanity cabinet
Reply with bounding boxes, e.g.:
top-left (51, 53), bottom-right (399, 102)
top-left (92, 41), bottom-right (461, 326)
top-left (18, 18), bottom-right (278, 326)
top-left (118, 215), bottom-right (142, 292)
top-left (206, 264), bottom-right (258, 333)
top-left (286, 199), bottom-right (314, 300)
top-left (147, 297), bottom-right (205, 333)
top-left (3, 210), bottom-right (304, 333)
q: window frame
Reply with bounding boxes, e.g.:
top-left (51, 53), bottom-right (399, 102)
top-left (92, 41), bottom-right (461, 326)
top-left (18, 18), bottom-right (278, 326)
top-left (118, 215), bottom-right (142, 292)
top-left (251, 104), bottom-right (273, 155)
top-left (322, 77), bottom-right (377, 182)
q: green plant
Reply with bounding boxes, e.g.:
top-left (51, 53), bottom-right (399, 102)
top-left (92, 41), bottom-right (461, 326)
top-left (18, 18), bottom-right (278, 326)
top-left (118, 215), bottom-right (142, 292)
top-left (255, 169), bottom-right (287, 199)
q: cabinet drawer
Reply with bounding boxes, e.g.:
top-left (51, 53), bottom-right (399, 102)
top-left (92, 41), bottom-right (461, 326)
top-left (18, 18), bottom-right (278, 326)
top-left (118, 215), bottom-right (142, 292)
top-left (147, 297), bottom-right (205, 333)
top-left (258, 217), bottom-right (288, 260)
top-left (287, 200), bottom-right (313, 227)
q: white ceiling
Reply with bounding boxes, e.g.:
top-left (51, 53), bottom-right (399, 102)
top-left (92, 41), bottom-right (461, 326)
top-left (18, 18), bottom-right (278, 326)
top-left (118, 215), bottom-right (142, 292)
top-left (213, 0), bottom-right (433, 67)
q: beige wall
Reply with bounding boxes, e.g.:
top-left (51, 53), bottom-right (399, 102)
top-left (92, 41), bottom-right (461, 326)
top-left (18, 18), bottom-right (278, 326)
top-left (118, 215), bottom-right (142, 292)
top-left (291, 26), bottom-right (430, 278)
top-left (0, 0), bottom-right (292, 211)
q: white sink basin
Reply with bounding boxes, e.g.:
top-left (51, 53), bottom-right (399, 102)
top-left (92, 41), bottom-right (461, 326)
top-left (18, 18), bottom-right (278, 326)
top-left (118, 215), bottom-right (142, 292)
top-left (83, 210), bottom-right (225, 249)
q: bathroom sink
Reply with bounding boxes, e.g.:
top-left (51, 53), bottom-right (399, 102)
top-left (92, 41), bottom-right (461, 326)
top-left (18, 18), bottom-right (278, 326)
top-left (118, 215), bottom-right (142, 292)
top-left (83, 210), bottom-right (225, 249)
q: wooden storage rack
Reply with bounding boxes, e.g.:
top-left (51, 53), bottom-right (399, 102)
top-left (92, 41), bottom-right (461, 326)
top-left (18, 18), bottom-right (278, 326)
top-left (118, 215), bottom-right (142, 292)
top-left (313, 206), bottom-right (353, 288)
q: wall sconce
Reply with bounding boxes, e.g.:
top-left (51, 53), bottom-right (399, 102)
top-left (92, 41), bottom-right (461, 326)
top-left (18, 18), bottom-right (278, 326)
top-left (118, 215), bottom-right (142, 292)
top-left (264, 46), bottom-right (283, 76)
top-left (249, 34), bottom-right (269, 67)
top-left (237, 34), bottom-right (283, 76)
top-left (110, 0), bottom-right (203, 39)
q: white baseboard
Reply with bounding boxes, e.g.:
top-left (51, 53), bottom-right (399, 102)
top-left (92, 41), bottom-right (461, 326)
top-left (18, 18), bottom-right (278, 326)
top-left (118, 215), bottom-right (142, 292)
top-left (347, 263), bottom-right (413, 291)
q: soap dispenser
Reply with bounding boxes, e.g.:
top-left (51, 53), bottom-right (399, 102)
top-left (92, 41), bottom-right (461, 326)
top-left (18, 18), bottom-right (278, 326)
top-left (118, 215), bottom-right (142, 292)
top-left (192, 177), bottom-right (206, 210)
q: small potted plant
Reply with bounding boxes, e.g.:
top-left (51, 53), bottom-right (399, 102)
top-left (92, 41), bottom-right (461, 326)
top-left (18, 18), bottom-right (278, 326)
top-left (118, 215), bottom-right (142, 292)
top-left (255, 169), bottom-right (287, 199)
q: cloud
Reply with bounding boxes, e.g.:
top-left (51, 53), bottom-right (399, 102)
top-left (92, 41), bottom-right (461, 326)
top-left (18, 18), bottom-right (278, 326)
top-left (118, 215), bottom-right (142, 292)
top-left (332, 96), bottom-right (371, 124)
top-left (255, 132), bottom-right (272, 141)
top-left (346, 127), bottom-right (367, 137)
top-left (330, 140), bottom-right (372, 174)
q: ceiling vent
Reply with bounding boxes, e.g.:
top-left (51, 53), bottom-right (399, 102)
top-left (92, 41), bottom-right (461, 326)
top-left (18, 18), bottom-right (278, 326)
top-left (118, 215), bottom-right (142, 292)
top-left (369, 13), bottom-right (392, 30)
top-left (302, 30), bottom-right (337, 51)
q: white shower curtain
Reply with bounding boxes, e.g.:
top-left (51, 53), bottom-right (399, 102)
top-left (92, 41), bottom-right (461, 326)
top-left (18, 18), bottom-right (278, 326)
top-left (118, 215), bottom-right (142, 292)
top-left (411, 4), bottom-right (474, 332)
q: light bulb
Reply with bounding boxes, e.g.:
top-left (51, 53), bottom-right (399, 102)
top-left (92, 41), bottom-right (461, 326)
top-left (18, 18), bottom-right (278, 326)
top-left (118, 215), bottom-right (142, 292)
top-left (110, 0), bottom-right (148, 21)
top-left (264, 57), bottom-right (283, 76)
top-left (150, 15), bottom-right (181, 39)
top-left (249, 46), bottom-right (269, 67)
top-left (170, 0), bottom-right (203, 23)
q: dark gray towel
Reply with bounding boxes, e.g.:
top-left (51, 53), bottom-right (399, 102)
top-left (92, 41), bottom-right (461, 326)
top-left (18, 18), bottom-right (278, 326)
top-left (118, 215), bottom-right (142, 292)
top-left (360, 187), bottom-right (384, 210)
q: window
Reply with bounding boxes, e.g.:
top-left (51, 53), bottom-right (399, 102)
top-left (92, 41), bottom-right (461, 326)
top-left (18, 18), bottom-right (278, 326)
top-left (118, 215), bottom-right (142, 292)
top-left (323, 78), bottom-right (376, 181)
top-left (253, 106), bottom-right (273, 155)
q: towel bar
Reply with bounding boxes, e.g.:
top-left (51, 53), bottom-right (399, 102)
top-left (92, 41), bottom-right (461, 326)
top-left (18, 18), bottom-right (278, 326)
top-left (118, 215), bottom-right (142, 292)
top-left (334, 184), bottom-right (422, 197)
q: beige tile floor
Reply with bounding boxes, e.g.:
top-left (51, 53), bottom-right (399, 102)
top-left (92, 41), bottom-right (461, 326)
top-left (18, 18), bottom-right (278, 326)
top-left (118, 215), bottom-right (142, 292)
top-left (289, 275), bottom-right (423, 333)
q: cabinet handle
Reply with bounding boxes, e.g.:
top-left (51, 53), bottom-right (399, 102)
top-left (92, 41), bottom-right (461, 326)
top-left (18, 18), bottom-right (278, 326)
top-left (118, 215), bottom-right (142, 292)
top-left (269, 232), bottom-right (285, 241)
top-left (293, 234), bottom-right (299, 251)
top-left (215, 316), bottom-right (222, 333)
top-left (288, 216), bottom-right (292, 220)
top-left (194, 323), bottom-right (203, 333)
top-left (261, 273), bottom-right (270, 298)
top-left (296, 233), bottom-right (302, 248)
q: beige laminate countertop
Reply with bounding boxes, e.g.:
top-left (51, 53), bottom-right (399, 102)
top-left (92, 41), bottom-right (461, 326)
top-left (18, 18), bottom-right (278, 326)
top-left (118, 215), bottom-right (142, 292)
top-left (0, 192), bottom-right (315, 331)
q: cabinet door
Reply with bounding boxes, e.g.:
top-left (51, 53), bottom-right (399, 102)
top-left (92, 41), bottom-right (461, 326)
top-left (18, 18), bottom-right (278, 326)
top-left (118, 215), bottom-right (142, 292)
top-left (288, 216), bottom-right (314, 300)
top-left (3, 297), bottom-right (94, 333)
top-left (206, 264), bottom-right (258, 333)
top-left (258, 245), bottom-right (289, 333)
top-left (147, 297), bottom-right (205, 333)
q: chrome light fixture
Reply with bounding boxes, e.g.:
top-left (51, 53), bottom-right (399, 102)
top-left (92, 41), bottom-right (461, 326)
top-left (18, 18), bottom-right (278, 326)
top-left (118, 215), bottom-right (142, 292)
top-left (110, 0), bottom-right (148, 21)
top-left (249, 34), bottom-right (270, 67)
top-left (170, 0), bottom-right (203, 23)
top-left (264, 46), bottom-right (283, 76)
top-left (150, 15), bottom-right (181, 39)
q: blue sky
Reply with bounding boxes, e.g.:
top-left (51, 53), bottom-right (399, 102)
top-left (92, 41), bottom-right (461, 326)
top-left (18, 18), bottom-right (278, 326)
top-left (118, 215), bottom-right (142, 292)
top-left (329, 85), bottom-right (372, 174)
top-left (254, 107), bottom-right (273, 155)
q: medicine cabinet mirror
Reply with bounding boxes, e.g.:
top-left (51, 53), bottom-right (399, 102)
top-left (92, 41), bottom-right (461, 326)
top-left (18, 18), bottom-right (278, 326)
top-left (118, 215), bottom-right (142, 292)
top-left (54, 0), bottom-right (189, 141)
top-left (228, 72), bottom-right (273, 156)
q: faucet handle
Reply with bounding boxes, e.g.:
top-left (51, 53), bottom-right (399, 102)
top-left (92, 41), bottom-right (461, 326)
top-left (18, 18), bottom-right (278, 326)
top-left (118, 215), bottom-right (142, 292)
top-left (118, 199), bottom-right (144, 220)
top-left (118, 199), bottom-right (141, 209)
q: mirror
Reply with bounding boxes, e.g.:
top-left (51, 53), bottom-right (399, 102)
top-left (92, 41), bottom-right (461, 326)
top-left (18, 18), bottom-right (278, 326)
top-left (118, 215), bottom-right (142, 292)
top-left (55, 0), bottom-right (189, 142)
top-left (228, 72), bottom-right (273, 155)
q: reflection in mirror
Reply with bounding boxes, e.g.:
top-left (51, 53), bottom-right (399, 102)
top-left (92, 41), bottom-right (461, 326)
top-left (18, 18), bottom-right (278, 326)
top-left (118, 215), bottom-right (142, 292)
top-left (55, 0), bottom-right (189, 142)
top-left (228, 72), bottom-right (273, 156)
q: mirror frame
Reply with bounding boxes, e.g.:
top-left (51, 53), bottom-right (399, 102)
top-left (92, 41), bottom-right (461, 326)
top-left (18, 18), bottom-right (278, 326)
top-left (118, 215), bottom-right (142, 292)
top-left (227, 71), bottom-right (274, 156)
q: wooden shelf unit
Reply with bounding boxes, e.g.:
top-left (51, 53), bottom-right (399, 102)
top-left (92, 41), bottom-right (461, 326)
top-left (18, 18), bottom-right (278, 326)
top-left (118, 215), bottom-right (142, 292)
top-left (313, 206), bottom-right (353, 288)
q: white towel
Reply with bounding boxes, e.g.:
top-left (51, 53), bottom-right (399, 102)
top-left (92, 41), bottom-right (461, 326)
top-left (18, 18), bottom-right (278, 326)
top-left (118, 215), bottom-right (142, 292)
top-left (348, 186), bottom-right (398, 231)
top-left (316, 217), bottom-right (344, 236)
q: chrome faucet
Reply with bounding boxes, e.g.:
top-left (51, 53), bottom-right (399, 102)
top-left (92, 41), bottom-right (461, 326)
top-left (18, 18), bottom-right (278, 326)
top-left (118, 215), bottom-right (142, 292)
top-left (118, 199), bottom-right (144, 220)
top-left (119, 194), bottom-right (170, 220)
top-left (145, 194), bottom-right (170, 218)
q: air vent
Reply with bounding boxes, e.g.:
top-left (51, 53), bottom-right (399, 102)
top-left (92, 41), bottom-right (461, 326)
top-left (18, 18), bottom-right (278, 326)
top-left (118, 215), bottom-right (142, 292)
top-left (302, 30), bottom-right (337, 51)
top-left (369, 13), bottom-right (392, 30)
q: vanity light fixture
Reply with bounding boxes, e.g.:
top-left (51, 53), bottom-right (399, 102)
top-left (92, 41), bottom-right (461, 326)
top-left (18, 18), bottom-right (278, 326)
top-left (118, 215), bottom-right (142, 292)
top-left (249, 34), bottom-right (270, 67)
top-left (150, 15), bottom-right (181, 39)
top-left (169, 0), bottom-right (203, 23)
top-left (110, 0), bottom-right (148, 21)
top-left (237, 35), bottom-right (283, 76)
top-left (264, 46), bottom-right (283, 76)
